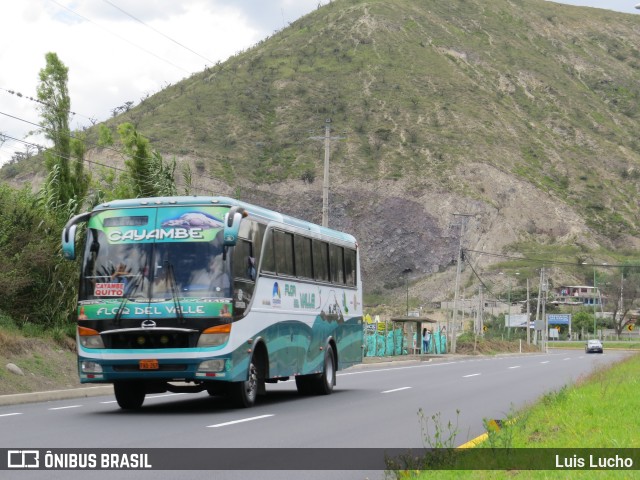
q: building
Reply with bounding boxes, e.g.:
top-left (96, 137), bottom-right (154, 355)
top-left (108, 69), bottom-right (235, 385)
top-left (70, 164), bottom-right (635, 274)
top-left (551, 285), bottom-right (603, 308)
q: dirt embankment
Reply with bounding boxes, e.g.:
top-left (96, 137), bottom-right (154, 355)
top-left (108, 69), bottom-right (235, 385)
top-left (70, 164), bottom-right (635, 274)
top-left (0, 331), bottom-right (80, 396)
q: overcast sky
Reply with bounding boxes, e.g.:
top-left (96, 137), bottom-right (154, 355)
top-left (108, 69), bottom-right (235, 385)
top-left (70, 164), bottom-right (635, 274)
top-left (0, 0), bottom-right (638, 166)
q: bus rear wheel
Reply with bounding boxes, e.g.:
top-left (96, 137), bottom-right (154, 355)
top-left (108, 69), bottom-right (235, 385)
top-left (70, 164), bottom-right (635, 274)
top-left (315, 344), bottom-right (336, 395)
top-left (113, 381), bottom-right (145, 410)
top-left (296, 345), bottom-right (335, 396)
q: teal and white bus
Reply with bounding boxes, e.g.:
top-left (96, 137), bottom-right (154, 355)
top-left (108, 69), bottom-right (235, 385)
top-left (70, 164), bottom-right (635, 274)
top-left (62, 196), bottom-right (363, 409)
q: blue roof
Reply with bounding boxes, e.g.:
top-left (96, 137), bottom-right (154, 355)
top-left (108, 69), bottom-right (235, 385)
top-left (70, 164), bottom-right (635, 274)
top-left (93, 196), bottom-right (357, 244)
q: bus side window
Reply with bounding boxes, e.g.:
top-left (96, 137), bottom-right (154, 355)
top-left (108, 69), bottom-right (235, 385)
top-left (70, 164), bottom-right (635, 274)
top-left (294, 235), bottom-right (313, 279)
top-left (232, 239), bottom-right (255, 318)
top-left (313, 240), bottom-right (329, 282)
top-left (329, 244), bottom-right (345, 284)
top-left (344, 248), bottom-right (357, 286)
top-left (261, 230), bottom-right (275, 273)
top-left (233, 239), bottom-right (255, 281)
top-left (274, 230), bottom-right (295, 276)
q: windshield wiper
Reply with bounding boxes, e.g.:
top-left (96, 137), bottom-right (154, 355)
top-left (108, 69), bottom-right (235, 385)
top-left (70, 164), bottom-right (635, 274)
top-left (165, 262), bottom-right (185, 324)
top-left (113, 275), bottom-right (142, 325)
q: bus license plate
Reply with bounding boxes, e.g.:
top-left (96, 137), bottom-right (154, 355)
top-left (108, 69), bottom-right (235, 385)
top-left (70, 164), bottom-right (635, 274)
top-left (139, 359), bottom-right (159, 370)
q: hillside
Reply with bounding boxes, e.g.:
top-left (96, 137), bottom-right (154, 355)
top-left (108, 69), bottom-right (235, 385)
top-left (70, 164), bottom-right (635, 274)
top-left (3, 0), bottom-right (640, 305)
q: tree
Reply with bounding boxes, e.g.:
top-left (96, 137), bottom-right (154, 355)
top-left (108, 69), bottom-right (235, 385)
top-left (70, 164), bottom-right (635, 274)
top-left (97, 124), bottom-right (113, 148)
top-left (572, 310), bottom-right (595, 336)
top-left (37, 52), bottom-right (88, 218)
top-left (117, 122), bottom-right (177, 198)
top-left (88, 122), bottom-right (179, 204)
top-left (601, 266), bottom-right (640, 337)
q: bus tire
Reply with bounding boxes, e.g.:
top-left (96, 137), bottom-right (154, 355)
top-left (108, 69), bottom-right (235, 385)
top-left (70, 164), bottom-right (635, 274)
top-left (298, 345), bottom-right (336, 396)
top-left (114, 381), bottom-right (145, 410)
top-left (229, 359), bottom-right (258, 408)
top-left (315, 344), bottom-right (336, 395)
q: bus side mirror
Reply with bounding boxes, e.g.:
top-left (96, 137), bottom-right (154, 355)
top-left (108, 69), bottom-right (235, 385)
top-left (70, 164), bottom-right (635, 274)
top-left (223, 207), bottom-right (246, 247)
top-left (61, 211), bottom-right (91, 261)
top-left (62, 224), bottom-right (78, 260)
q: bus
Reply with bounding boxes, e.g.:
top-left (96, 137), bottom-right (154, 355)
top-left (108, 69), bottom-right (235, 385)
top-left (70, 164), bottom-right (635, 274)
top-left (62, 196), bottom-right (363, 409)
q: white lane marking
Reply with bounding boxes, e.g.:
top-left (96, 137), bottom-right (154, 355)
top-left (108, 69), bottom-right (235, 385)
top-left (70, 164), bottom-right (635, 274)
top-left (338, 362), bottom-right (459, 376)
top-left (100, 392), bottom-right (187, 404)
top-left (382, 387), bottom-right (412, 394)
top-left (48, 405), bottom-right (83, 411)
top-left (508, 366), bottom-right (521, 369)
top-left (540, 361), bottom-right (550, 364)
top-left (0, 413), bottom-right (23, 417)
top-left (147, 393), bottom-right (188, 399)
top-left (463, 373), bottom-right (481, 378)
top-left (207, 414), bottom-right (274, 428)
top-left (563, 357), bottom-right (571, 361)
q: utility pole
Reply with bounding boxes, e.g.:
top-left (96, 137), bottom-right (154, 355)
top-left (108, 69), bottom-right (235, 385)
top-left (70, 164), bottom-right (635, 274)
top-left (534, 269), bottom-right (542, 347)
top-left (450, 213), bottom-right (474, 353)
top-left (403, 268), bottom-right (412, 316)
top-left (307, 119), bottom-right (345, 227)
top-left (321, 119), bottom-right (331, 227)
top-left (526, 278), bottom-right (531, 345)
top-left (593, 267), bottom-right (597, 339)
top-left (619, 272), bottom-right (624, 338)
top-left (541, 267), bottom-right (547, 352)
top-left (478, 285), bottom-right (484, 335)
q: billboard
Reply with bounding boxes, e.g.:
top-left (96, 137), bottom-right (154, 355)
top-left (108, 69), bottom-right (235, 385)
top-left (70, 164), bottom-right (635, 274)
top-left (547, 314), bottom-right (571, 325)
top-left (505, 313), bottom-right (530, 328)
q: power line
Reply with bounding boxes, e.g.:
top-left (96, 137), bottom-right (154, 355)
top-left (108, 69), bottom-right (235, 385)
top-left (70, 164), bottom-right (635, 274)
top-left (48, 0), bottom-right (191, 75)
top-left (1, 112), bottom-right (289, 202)
top-left (1, 134), bottom-right (42, 150)
top-left (464, 248), bottom-right (640, 268)
top-left (102, 0), bottom-right (215, 66)
top-left (0, 101), bottom-right (300, 202)
top-left (0, 111), bottom-right (41, 129)
top-left (0, 87), bottom-right (92, 122)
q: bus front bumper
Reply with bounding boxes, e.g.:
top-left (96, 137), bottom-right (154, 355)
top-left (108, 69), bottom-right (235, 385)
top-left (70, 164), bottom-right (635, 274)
top-left (77, 355), bottom-right (237, 383)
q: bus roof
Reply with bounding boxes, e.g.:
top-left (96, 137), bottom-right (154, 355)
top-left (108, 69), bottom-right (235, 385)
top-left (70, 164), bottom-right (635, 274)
top-left (92, 196), bottom-right (357, 245)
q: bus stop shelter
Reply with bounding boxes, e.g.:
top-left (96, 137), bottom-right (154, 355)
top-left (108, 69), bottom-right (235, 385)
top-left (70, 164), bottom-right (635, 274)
top-left (390, 316), bottom-right (442, 355)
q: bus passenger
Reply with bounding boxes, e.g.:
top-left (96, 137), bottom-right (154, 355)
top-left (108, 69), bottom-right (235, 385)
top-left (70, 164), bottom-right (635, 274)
top-left (111, 263), bottom-right (129, 285)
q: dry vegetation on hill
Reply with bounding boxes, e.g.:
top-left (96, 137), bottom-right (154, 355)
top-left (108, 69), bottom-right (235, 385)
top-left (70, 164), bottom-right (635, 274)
top-left (3, 0), bottom-right (640, 307)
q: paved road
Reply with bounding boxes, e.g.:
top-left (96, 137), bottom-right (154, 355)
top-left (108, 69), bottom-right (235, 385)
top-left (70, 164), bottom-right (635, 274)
top-left (0, 349), bottom-right (631, 479)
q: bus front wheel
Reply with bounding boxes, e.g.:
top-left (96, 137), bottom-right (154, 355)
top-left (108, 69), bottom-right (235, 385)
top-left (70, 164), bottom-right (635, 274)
top-left (113, 381), bottom-right (145, 410)
top-left (229, 360), bottom-right (258, 408)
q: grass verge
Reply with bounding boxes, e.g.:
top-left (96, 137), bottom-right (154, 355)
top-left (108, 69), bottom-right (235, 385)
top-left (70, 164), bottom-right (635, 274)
top-left (388, 353), bottom-right (640, 479)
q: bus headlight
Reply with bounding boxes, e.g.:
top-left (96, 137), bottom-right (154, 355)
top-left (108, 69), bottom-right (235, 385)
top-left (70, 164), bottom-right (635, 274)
top-left (78, 326), bottom-right (105, 349)
top-left (80, 361), bottom-right (103, 373)
top-left (197, 324), bottom-right (231, 347)
top-left (197, 359), bottom-right (225, 372)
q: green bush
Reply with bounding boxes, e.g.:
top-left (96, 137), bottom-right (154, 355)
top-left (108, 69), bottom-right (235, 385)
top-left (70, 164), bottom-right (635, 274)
top-left (0, 184), bottom-right (77, 329)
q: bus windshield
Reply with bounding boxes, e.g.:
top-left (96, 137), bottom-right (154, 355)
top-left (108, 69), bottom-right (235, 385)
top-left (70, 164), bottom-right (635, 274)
top-left (79, 210), bottom-right (231, 302)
